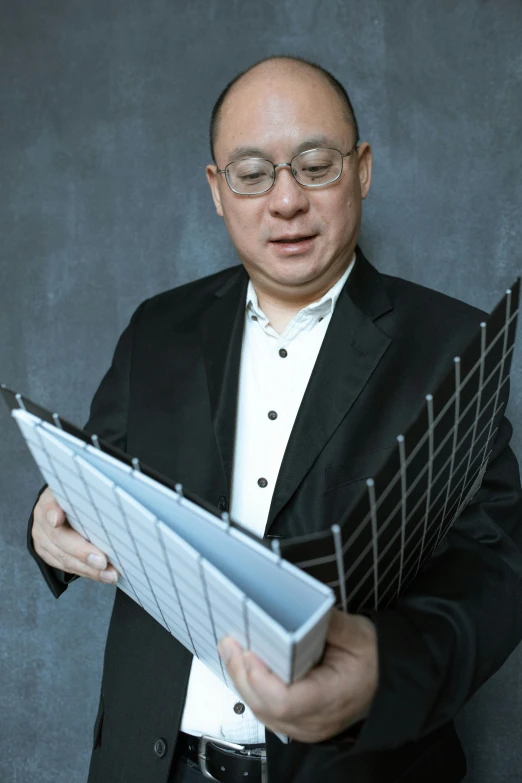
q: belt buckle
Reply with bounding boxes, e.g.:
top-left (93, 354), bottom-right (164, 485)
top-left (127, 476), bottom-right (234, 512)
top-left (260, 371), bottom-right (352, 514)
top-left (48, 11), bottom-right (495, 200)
top-left (198, 735), bottom-right (268, 782)
top-left (198, 735), bottom-right (244, 780)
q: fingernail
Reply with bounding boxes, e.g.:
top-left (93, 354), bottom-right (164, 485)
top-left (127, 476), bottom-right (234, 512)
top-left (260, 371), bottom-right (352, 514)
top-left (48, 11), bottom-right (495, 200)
top-left (100, 570), bottom-right (117, 583)
top-left (46, 510), bottom-right (58, 526)
top-left (218, 639), bottom-right (232, 664)
top-left (88, 553), bottom-right (107, 570)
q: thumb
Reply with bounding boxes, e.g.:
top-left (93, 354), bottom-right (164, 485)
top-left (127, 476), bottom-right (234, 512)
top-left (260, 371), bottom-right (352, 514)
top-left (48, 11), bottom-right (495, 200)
top-left (326, 610), bottom-right (375, 651)
top-left (44, 503), bottom-right (66, 528)
top-left (326, 608), bottom-right (352, 647)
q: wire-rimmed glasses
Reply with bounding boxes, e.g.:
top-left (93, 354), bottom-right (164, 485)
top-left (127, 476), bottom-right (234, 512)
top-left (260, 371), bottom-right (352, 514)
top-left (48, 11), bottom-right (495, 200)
top-left (216, 144), bottom-right (359, 195)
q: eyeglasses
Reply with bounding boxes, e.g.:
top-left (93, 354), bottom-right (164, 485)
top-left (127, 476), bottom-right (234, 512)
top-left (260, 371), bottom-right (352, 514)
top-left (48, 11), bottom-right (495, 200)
top-left (216, 144), bottom-right (359, 195)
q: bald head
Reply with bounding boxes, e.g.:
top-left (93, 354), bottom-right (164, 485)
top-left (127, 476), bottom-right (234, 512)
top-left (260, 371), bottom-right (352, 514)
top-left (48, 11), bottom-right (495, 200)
top-left (205, 53), bottom-right (371, 306)
top-left (209, 56), bottom-right (359, 162)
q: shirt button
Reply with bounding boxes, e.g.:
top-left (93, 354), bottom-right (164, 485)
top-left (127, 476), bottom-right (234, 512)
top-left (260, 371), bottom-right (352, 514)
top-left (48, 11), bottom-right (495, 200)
top-left (153, 737), bottom-right (168, 758)
top-left (257, 478), bottom-right (268, 488)
top-left (279, 348), bottom-right (288, 358)
top-left (217, 496), bottom-right (228, 512)
top-left (268, 411), bottom-right (278, 420)
top-left (251, 315), bottom-right (258, 321)
top-left (234, 702), bottom-right (246, 714)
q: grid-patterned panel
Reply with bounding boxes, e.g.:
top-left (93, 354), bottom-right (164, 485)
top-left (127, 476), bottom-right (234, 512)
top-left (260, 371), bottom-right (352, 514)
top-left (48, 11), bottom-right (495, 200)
top-left (279, 281), bottom-right (520, 613)
top-left (10, 409), bottom-right (334, 687)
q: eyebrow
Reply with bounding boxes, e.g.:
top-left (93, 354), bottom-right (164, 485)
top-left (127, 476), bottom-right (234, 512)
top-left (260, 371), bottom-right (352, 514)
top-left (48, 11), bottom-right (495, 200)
top-left (227, 135), bottom-right (339, 163)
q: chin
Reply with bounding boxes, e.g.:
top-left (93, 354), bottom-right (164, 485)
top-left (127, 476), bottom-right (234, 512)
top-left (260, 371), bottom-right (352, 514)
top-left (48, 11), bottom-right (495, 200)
top-left (272, 259), bottom-right (330, 286)
top-left (260, 265), bottom-right (315, 286)
top-left (243, 249), bottom-right (333, 289)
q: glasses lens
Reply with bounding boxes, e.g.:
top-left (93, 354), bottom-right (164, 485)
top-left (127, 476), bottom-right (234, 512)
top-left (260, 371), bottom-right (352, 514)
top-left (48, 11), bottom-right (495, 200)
top-left (293, 149), bottom-right (342, 186)
top-left (226, 159), bottom-right (274, 194)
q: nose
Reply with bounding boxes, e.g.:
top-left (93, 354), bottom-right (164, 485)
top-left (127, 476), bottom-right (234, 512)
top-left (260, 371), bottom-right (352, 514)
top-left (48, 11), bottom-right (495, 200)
top-left (267, 164), bottom-right (310, 219)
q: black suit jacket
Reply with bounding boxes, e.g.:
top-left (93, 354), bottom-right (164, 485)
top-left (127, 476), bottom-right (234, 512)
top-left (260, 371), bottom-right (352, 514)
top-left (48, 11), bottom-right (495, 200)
top-left (28, 248), bottom-right (522, 783)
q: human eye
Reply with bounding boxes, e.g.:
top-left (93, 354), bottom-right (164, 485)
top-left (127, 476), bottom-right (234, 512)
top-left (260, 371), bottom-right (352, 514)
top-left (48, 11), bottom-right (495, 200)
top-left (234, 161), bottom-right (268, 183)
top-left (240, 171), bottom-right (265, 182)
top-left (302, 163), bottom-right (332, 175)
top-left (298, 152), bottom-right (336, 182)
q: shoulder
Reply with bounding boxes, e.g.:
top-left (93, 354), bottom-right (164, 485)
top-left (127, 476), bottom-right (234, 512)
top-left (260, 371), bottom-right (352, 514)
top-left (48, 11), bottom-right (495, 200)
top-left (378, 271), bottom-right (487, 346)
top-left (131, 264), bottom-right (243, 329)
top-left (381, 272), bottom-right (486, 320)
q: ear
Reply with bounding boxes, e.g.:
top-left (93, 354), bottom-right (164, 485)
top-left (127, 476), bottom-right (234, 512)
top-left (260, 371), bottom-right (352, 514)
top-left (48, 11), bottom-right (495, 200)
top-left (206, 164), bottom-right (224, 217)
top-left (355, 142), bottom-right (372, 200)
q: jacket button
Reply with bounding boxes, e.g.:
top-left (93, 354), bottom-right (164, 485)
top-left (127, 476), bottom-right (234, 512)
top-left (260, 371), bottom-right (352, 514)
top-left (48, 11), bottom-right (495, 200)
top-left (217, 496), bottom-right (228, 512)
top-left (154, 737), bottom-right (168, 758)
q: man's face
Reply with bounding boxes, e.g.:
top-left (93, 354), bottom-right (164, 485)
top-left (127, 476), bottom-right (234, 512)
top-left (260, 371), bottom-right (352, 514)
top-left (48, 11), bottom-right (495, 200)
top-left (206, 65), bottom-right (372, 298)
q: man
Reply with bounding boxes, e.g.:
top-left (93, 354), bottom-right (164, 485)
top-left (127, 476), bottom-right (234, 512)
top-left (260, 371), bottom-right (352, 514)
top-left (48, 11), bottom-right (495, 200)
top-left (28, 56), bottom-right (522, 783)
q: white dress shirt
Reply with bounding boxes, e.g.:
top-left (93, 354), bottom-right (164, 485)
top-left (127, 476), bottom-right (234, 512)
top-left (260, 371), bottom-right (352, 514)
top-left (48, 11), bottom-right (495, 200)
top-left (180, 256), bottom-right (355, 743)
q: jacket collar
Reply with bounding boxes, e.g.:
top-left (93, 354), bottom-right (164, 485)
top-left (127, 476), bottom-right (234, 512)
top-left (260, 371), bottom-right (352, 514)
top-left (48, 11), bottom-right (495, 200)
top-left (198, 247), bottom-right (393, 528)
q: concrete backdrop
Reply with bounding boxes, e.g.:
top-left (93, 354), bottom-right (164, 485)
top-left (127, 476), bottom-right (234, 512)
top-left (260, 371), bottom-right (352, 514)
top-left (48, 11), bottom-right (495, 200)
top-left (1, 1), bottom-right (521, 781)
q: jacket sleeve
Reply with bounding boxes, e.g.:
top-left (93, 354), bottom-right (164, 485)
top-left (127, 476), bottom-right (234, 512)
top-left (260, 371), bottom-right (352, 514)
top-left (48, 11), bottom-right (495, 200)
top-left (27, 301), bottom-right (147, 599)
top-left (354, 409), bottom-right (522, 751)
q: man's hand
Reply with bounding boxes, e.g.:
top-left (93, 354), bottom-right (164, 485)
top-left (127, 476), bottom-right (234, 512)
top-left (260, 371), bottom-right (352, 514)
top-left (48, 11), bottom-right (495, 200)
top-left (218, 610), bottom-right (378, 743)
top-left (32, 487), bottom-right (119, 583)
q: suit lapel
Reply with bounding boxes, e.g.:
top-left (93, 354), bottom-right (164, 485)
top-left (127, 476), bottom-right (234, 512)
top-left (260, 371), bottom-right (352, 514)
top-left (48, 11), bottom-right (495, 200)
top-left (197, 252), bottom-right (393, 528)
top-left (198, 266), bottom-right (248, 495)
top-left (266, 249), bottom-right (394, 532)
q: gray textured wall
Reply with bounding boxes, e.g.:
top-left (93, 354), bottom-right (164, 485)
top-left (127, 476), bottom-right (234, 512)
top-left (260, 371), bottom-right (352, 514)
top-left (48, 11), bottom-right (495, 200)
top-left (1, 2), bottom-right (521, 781)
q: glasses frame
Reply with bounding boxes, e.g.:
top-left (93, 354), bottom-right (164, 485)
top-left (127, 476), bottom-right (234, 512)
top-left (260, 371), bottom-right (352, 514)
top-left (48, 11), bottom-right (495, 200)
top-left (216, 143), bottom-right (359, 196)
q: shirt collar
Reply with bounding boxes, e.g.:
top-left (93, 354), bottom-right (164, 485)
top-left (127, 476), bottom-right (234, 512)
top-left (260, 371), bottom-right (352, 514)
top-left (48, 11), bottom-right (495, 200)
top-left (246, 253), bottom-right (355, 322)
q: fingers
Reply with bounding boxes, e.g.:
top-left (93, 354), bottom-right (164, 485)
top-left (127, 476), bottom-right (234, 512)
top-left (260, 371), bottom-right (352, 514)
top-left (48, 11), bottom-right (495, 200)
top-left (219, 637), bottom-right (345, 732)
top-left (38, 524), bottom-right (119, 583)
top-left (242, 652), bottom-right (292, 719)
top-left (32, 488), bottom-right (118, 583)
top-left (219, 638), bottom-right (291, 720)
top-left (218, 619), bottom-right (379, 743)
top-left (219, 639), bottom-right (266, 714)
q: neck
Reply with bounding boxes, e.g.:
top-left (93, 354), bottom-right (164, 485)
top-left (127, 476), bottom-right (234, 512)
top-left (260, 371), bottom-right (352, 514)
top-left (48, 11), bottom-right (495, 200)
top-left (251, 257), bottom-right (354, 335)
top-left (254, 294), bottom-right (303, 334)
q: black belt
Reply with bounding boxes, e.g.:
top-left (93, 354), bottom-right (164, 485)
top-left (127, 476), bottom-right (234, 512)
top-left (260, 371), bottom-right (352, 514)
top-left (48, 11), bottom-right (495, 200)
top-left (175, 731), bottom-right (267, 782)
